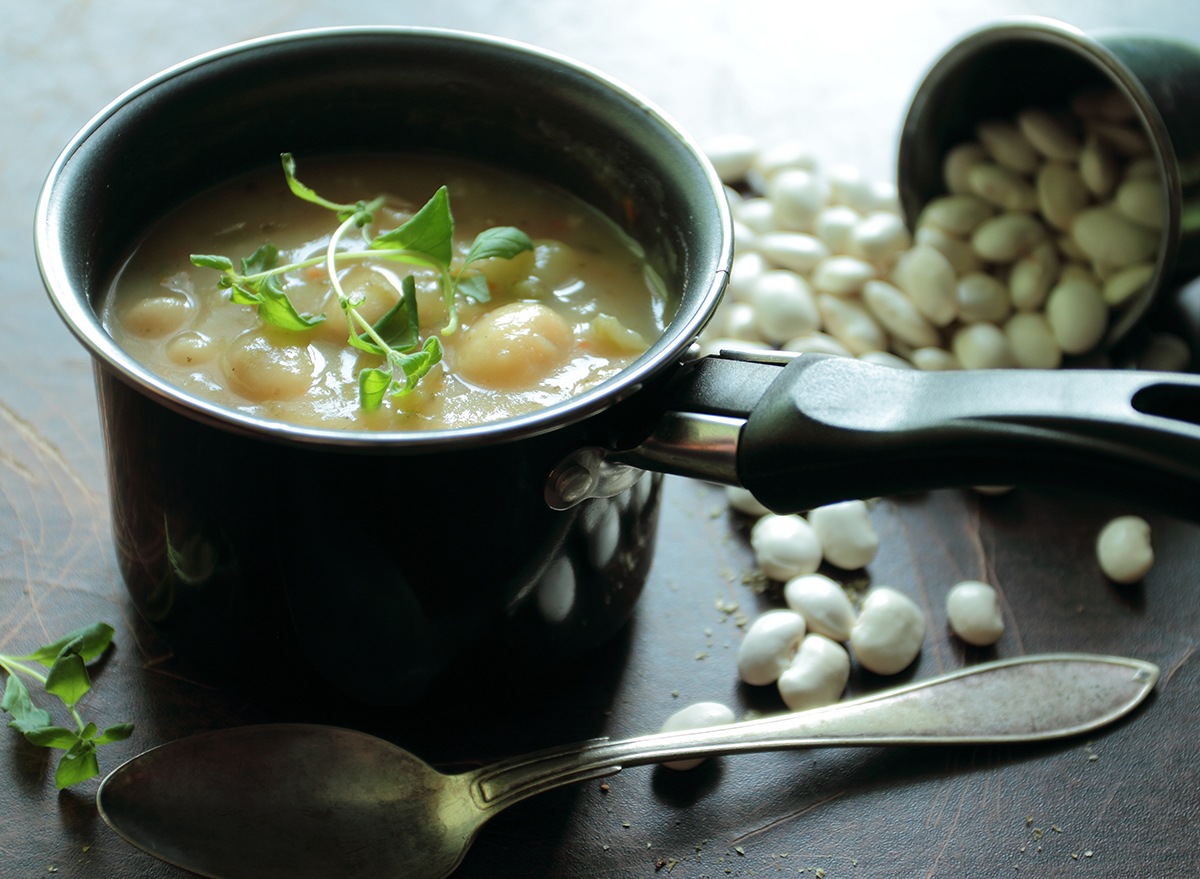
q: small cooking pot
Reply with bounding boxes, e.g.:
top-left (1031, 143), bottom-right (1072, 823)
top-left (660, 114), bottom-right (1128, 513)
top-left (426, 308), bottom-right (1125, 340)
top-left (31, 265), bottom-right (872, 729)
top-left (36, 27), bottom-right (1200, 705)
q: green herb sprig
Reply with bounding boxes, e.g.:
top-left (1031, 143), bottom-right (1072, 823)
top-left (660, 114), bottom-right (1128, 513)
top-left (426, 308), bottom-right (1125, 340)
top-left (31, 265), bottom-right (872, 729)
top-left (191, 153), bottom-right (535, 409)
top-left (1, 622), bottom-right (132, 789)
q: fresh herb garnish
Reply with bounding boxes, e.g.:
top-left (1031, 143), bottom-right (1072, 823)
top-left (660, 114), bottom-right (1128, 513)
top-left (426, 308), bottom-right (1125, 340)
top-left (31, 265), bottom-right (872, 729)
top-left (1, 622), bottom-right (133, 789)
top-left (191, 153), bottom-right (534, 409)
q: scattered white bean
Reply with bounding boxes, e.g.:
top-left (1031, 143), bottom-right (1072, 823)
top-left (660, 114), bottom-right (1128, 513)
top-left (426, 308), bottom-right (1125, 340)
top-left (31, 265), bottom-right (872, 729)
top-left (955, 272), bottom-right (1012, 324)
top-left (1005, 312), bottom-right (1062, 369)
top-left (1008, 242), bottom-right (1061, 312)
top-left (952, 321), bottom-right (1016, 369)
top-left (1036, 162), bottom-right (1091, 231)
top-left (849, 211), bottom-right (912, 263)
top-left (769, 169), bottom-right (830, 232)
top-left (891, 244), bottom-right (958, 327)
top-left (758, 231), bottom-right (830, 274)
top-left (704, 134), bottom-right (759, 183)
top-left (736, 609), bottom-right (807, 686)
top-left (814, 205), bottom-right (861, 254)
top-left (810, 255), bottom-right (878, 295)
top-left (726, 485), bottom-right (772, 518)
top-left (659, 702), bottom-right (737, 770)
top-left (945, 581), bottom-right (1005, 646)
top-left (1044, 277), bottom-right (1108, 355)
top-left (971, 212), bottom-right (1047, 262)
top-left (783, 573), bottom-right (856, 641)
top-left (806, 499), bottom-right (879, 570)
top-left (753, 141), bottom-right (818, 179)
top-left (1095, 515), bottom-right (1154, 584)
top-left (913, 224), bottom-right (983, 276)
top-left (750, 514), bottom-right (823, 581)
top-left (968, 163), bottom-right (1037, 212)
top-left (1102, 263), bottom-right (1155, 307)
top-left (1115, 177), bottom-right (1166, 229)
top-left (1016, 108), bottom-right (1082, 161)
top-left (910, 346), bottom-right (961, 370)
top-left (859, 350), bottom-right (914, 370)
top-left (728, 251), bottom-right (770, 302)
top-left (919, 194), bottom-right (996, 236)
top-left (942, 142), bottom-right (989, 194)
top-left (1071, 206), bottom-right (1159, 268)
top-left (850, 586), bottom-right (925, 675)
top-left (777, 634), bottom-right (851, 711)
top-left (1079, 134), bottom-right (1119, 198)
top-left (749, 270), bottom-right (820, 344)
top-left (862, 280), bottom-right (940, 348)
top-left (782, 332), bottom-right (853, 357)
top-left (817, 294), bottom-right (888, 355)
top-left (1136, 332), bottom-right (1191, 372)
top-left (976, 119), bottom-right (1041, 174)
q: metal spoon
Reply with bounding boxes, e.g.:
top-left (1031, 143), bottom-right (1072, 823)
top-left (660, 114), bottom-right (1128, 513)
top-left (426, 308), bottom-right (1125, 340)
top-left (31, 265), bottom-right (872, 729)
top-left (97, 653), bottom-right (1157, 879)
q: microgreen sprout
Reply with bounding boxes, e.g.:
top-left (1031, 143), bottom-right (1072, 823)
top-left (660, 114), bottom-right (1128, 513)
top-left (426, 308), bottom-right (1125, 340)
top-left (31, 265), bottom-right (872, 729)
top-left (190, 153), bottom-right (534, 409)
top-left (1, 622), bottom-right (132, 789)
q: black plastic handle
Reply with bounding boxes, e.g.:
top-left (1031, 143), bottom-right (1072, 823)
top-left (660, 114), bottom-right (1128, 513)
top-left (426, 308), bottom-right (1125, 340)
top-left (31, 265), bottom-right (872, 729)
top-left (735, 355), bottom-right (1200, 518)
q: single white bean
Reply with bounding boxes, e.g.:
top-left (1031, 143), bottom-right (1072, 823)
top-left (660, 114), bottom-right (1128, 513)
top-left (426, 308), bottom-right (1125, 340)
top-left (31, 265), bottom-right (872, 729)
top-left (1087, 120), bottom-right (1151, 157)
top-left (1079, 134), bottom-right (1118, 198)
top-left (862, 280), bottom-right (940, 348)
top-left (782, 332), bottom-right (853, 357)
top-left (1095, 516), bottom-right (1154, 584)
top-left (910, 347), bottom-right (961, 370)
top-left (704, 134), bottom-right (758, 183)
top-left (914, 224), bottom-right (983, 276)
top-left (1114, 177), bottom-right (1166, 230)
top-left (942, 142), bottom-right (989, 194)
top-left (814, 205), bottom-right (861, 255)
top-left (1136, 332), bottom-right (1191, 372)
top-left (721, 302), bottom-right (763, 341)
top-left (734, 198), bottom-right (778, 235)
top-left (945, 581), bottom-right (1005, 646)
top-left (952, 322), bottom-right (1016, 369)
top-left (659, 702), bottom-right (737, 770)
top-left (976, 119), bottom-right (1040, 174)
top-left (749, 270), bottom-right (820, 344)
top-left (956, 272), bottom-right (1012, 324)
top-left (737, 609), bottom-right (807, 686)
top-left (919, 194), bottom-right (996, 236)
top-left (732, 221), bottom-right (760, 256)
top-left (728, 251), bottom-right (771, 302)
top-left (1071, 206), bottom-right (1159, 268)
top-left (806, 499), bottom-right (879, 570)
top-left (849, 211), bottom-right (912, 264)
top-left (1008, 242), bottom-right (1061, 312)
top-left (726, 485), bottom-right (772, 518)
top-left (817, 294), bottom-right (888, 356)
top-left (750, 514), bottom-right (823, 581)
top-left (971, 213), bottom-right (1047, 263)
top-left (758, 231), bottom-right (831, 274)
top-left (784, 573), bottom-right (856, 641)
top-left (777, 634), bottom-right (851, 711)
top-left (850, 586), bottom-right (925, 675)
top-left (810, 256), bottom-right (878, 296)
top-left (968, 163), bottom-right (1038, 212)
top-left (828, 164), bottom-right (878, 214)
top-left (769, 168), bottom-right (830, 232)
top-left (1036, 162), bottom-right (1091, 231)
top-left (1005, 312), bottom-right (1062, 369)
top-left (1016, 108), bottom-right (1082, 161)
top-left (752, 141), bottom-right (818, 178)
top-left (891, 244), bottom-right (958, 327)
top-left (1103, 263), bottom-right (1155, 307)
top-left (1045, 277), bottom-right (1108, 355)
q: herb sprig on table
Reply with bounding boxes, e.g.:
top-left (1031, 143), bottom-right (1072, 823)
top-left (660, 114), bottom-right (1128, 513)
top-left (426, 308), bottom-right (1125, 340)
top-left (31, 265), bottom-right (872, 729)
top-left (191, 153), bottom-right (535, 409)
top-left (0, 622), bottom-right (132, 789)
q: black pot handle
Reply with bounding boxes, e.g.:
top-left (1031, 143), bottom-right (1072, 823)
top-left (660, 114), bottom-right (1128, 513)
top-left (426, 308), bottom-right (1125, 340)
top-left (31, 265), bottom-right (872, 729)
top-left (614, 351), bottom-right (1200, 519)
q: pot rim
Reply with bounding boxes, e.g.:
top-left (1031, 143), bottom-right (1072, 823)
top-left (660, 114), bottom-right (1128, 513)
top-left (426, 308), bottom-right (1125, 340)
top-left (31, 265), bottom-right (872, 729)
top-left (35, 25), bottom-right (733, 453)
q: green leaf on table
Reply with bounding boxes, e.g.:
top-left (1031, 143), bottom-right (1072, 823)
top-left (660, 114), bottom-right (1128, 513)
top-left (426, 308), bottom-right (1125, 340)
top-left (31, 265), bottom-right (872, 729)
top-left (23, 726), bottom-right (81, 749)
top-left (55, 739), bottom-right (99, 790)
top-left (371, 186), bottom-right (454, 267)
top-left (19, 622), bottom-right (114, 666)
top-left (2, 674), bottom-right (52, 732)
top-left (462, 226), bottom-right (533, 266)
top-left (93, 723), bottom-right (134, 745)
top-left (44, 641), bottom-right (90, 708)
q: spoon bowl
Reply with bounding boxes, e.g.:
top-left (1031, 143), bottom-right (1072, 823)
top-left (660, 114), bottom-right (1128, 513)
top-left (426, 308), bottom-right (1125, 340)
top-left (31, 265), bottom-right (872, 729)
top-left (98, 654), bottom-right (1158, 879)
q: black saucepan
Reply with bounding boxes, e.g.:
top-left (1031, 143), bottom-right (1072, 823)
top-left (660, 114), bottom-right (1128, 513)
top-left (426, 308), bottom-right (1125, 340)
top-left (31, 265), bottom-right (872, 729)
top-left (35, 27), bottom-right (1200, 705)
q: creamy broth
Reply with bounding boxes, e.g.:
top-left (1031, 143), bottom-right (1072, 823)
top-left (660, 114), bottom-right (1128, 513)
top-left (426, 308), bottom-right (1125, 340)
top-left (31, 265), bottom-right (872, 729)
top-left (102, 155), bottom-right (672, 431)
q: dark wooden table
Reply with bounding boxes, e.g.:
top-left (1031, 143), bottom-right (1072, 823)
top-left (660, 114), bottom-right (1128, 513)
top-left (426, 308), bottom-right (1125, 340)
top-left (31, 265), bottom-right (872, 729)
top-left (4, 3), bottom-right (1200, 877)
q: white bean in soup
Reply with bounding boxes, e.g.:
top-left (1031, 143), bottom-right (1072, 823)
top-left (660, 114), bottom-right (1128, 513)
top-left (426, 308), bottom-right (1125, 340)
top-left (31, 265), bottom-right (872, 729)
top-left (101, 154), bottom-right (673, 431)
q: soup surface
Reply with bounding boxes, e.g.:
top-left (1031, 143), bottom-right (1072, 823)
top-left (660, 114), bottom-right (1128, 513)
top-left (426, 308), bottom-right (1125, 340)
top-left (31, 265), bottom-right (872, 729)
top-left (102, 155), bottom-right (673, 431)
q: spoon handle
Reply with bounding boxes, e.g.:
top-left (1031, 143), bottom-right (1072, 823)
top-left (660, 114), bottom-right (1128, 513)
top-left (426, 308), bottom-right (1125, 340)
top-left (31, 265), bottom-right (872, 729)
top-left (471, 654), bottom-right (1157, 811)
